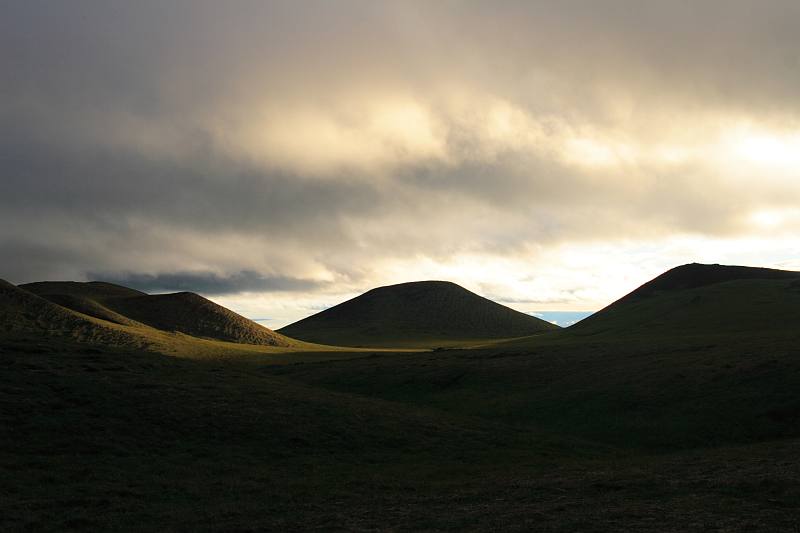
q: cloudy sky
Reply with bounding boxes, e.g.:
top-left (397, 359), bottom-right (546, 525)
top-left (2, 1), bottom-right (800, 327)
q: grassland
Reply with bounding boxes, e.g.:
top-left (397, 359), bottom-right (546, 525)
top-left (2, 279), bottom-right (396, 360)
top-left (3, 338), bottom-right (800, 531)
top-left (2, 265), bottom-right (800, 530)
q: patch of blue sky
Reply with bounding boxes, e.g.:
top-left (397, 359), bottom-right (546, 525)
top-left (531, 311), bottom-right (594, 327)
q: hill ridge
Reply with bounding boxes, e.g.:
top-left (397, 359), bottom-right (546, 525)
top-left (20, 281), bottom-right (295, 347)
top-left (0, 279), bottom-right (144, 347)
top-left (621, 262), bottom-right (800, 301)
top-left (278, 279), bottom-right (558, 348)
top-left (570, 263), bottom-right (800, 337)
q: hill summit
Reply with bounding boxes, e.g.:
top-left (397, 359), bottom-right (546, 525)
top-left (0, 279), bottom-right (142, 346)
top-left (278, 280), bottom-right (558, 348)
top-left (18, 281), bottom-right (294, 347)
top-left (620, 263), bottom-right (800, 301)
top-left (571, 263), bottom-right (800, 336)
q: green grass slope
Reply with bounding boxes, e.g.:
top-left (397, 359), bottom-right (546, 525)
top-left (105, 292), bottom-right (293, 347)
top-left (22, 281), bottom-right (294, 347)
top-left (5, 280), bottom-right (397, 360)
top-left (20, 281), bottom-right (151, 327)
top-left (569, 263), bottom-right (800, 338)
top-left (0, 279), bottom-right (144, 347)
top-left (278, 280), bottom-right (558, 348)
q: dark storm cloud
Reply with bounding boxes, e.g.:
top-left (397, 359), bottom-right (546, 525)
top-left (88, 270), bottom-right (324, 295)
top-left (0, 240), bottom-right (90, 283)
top-left (0, 126), bottom-right (384, 233)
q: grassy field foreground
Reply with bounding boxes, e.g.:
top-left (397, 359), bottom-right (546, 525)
top-left (2, 337), bottom-right (800, 531)
top-left (3, 266), bottom-right (800, 530)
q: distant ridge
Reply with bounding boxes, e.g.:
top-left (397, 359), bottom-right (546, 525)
top-left (571, 263), bottom-right (800, 336)
top-left (278, 280), bottom-right (558, 348)
top-left (22, 281), bottom-right (146, 300)
top-left (21, 281), bottom-right (294, 347)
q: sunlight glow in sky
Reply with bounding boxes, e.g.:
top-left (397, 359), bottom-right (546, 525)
top-left (2, 1), bottom-right (800, 327)
top-left (731, 130), bottom-right (800, 170)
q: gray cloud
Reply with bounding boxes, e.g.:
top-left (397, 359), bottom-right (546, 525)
top-left (88, 270), bottom-right (325, 296)
top-left (2, 0), bottom-right (800, 303)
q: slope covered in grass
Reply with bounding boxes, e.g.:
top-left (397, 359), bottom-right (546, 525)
top-left (4, 342), bottom-right (800, 532)
top-left (0, 279), bottom-right (145, 347)
top-left (0, 344), bottom-right (561, 531)
top-left (5, 265), bottom-right (800, 530)
top-left (271, 330), bottom-right (800, 450)
top-left (4, 281), bottom-right (351, 359)
top-left (278, 280), bottom-right (558, 348)
top-left (619, 262), bottom-right (800, 297)
top-left (105, 292), bottom-right (293, 346)
top-left (569, 263), bottom-right (800, 337)
top-left (270, 264), bottom-right (800, 450)
top-left (23, 281), bottom-right (295, 347)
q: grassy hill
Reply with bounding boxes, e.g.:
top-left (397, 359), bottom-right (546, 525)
top-left (270, 264), bottom-right (800, 450)
top-left (569, 263), bottom-right (800, 338)
top-left (101, 292), bottom-right (292, 346)
top-left (278, 280), bottom-right (558, 348)
top-left (20, 282), bottom-right (144, 327)
top-left (22, 281), bottom-right (294, 347)
top-left (2, 281), bottom-right (366, 359)
top-left (0, 279), bottom-right (144, 347)
top-left (4, 265), bottom-right (800, 530)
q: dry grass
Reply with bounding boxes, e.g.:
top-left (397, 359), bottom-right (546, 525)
top-left (23, 281), bottom-right (297, 347)
top-left (1, 279), bottom-right (388, 360)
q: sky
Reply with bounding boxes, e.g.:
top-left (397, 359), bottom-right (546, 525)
top-left (2, 1), bottom-right (800, 328)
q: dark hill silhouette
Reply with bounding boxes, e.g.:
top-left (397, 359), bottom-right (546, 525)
top-left (571, 263), bottom-right (800, 336)
top-left (618, 263), bottom-right (800, 300)
top-left (22, 281), bottom-right (293, 347)
top-left (107, 292), bottom-right (292, 346)
top-left (278, 280), bottom-right (558, 348)
top-left (22, 280), bottom-right (146, 300)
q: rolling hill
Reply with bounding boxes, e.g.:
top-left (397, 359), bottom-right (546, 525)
top-left (568, 263), bottom-right (800, 337)
top-left (0, 279), bottom-right (143, 347)
top-left (20, 281), bottom-right (145, 326)
top-left (271, 263), bottom-right (800, 451)
top-left (21, 281), bottom-right (293, 347)
top-left (6, 265), bottom-right (800, 531)
top-left (278, 280), bottom-right (558, 348)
